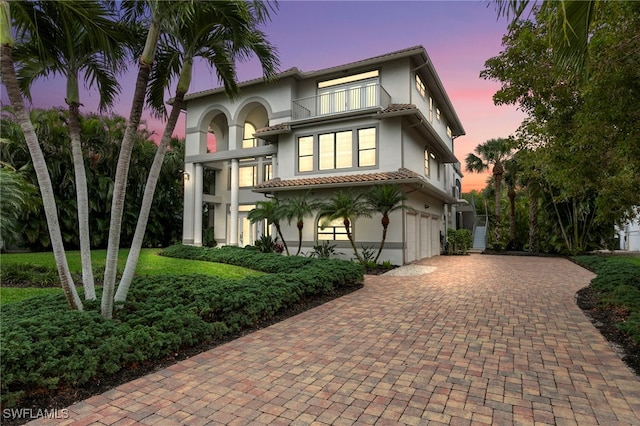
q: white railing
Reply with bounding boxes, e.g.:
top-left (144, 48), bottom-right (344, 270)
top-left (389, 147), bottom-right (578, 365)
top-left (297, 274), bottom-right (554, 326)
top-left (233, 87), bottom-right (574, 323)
top-left (292, 83), bottom-right (391, 120)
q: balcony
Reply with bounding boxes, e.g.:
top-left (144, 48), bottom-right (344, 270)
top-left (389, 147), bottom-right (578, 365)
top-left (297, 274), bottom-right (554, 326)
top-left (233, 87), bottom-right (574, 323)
top-left (292, 83), bottom-right (391, 121)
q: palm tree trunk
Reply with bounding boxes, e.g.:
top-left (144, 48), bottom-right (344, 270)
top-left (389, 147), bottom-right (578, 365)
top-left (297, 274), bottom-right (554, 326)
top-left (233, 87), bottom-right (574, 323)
top-left (274, 223), bottom-right (290, 256)
top-left (493, 173), bottom-right (503, 241)
top-left (344, 219), bottom-right (362, 262)
top-left (102, 17), bottom-right (161, 319)
top-left (527, 186), bottom-right (538, 251)
top-left (0, 43), bottom-right (82, 310)
top-left (508, 188), bottom-right (516, 247)
top-left (296, 221), bottom-right (303, 255)
top-left (115, 91), bottom-right (185, 304)
top-left (68, 101), bottom-right (96, 300)
top-left (373, 216), bottom-right (389, 264)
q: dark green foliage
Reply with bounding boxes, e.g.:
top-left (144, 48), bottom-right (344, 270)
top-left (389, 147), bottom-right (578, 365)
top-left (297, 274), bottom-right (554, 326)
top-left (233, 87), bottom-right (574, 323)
top-left (573, 256), bottom-right (640, 343)
top-left (1, 247), bottom-right (364, 407)
top-left (0, 109), bottom-right (185, 250)
top-left (0, 263), bottom-right (75, 287)
top-left (447, 228), bottom-right (473, 254)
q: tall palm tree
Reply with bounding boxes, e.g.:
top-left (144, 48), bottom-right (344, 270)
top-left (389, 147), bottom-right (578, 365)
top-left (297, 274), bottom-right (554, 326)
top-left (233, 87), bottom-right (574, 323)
top-left (113, 1), bottom-right (279, 308)
top-left (102, 0), bottom-right (194, 318)
top-left (465, 138), bottom-right (513, 242)
top-left (248, 199), bottom-right (290, 256)
top-left (319, 190), bottom-right (373, 263)
top-left (503, 155), bottom-right (521, 248)
top-left (282, 191), bottom-right (323, 256)
top-left (14, 0), bottom-right (128, 301)
top-left (366, 184), bottom-right (407, 263)
top-left (1, 0), bottom-right (113, 310)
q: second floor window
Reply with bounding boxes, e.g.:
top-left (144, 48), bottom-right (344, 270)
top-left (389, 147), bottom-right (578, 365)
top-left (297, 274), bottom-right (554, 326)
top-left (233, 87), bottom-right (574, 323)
top-left (297, 127), bottom-right (377, 173)
top-left (298, 136), bottom-right (314, 172)
top-left (239, 165), bottom-right (257, 187)
top-left (320, 131), bottom-right (352, 170)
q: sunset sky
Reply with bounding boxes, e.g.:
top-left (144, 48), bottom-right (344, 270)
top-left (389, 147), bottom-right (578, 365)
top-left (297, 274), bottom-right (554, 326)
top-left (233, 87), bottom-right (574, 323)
top-left (2, 0), bottom-right (525, 192)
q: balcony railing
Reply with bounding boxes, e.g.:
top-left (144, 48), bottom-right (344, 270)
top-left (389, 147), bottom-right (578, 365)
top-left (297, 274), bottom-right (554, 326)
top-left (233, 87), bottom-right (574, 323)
top-left (292, 83), bottom-right (391, 120)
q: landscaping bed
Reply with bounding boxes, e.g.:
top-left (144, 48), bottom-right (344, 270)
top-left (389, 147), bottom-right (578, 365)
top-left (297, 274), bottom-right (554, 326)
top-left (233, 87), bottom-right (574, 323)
top-left (572, 255), bottom-right (640, 376)
top-left (0, 246), bottom-right (365, 423)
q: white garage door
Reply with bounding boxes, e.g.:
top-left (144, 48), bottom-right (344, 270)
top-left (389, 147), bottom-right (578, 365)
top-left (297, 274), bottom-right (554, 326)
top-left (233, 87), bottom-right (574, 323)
top-left (406, 213), bottom-right (417, 263)
top-left (420, 216), bottom-right (430, 259)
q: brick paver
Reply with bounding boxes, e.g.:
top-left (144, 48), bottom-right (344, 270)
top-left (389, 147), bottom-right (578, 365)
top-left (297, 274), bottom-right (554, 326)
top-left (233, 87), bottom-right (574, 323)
top-left (28, 255), bottom-right (640, 425)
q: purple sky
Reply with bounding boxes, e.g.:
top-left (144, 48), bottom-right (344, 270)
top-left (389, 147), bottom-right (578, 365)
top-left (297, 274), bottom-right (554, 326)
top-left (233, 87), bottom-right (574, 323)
top-left (2, 1), bottom-right (524, 191)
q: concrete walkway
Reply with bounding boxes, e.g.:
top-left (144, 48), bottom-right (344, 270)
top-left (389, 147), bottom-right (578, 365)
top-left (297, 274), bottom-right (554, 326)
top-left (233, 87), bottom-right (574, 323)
top-left (31, 255), bottom-right (640, 425)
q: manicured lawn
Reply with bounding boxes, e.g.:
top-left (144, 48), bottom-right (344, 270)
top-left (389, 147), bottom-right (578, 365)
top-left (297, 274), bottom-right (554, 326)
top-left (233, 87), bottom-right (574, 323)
top-left (0, 248), bottom-right (263, 304)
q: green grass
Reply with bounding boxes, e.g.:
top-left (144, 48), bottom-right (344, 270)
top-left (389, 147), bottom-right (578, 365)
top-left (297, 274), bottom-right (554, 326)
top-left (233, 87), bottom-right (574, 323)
top-left (1, 248), bottom-right (263, 304)
top-left (0, 287), bottom-right (63, 304)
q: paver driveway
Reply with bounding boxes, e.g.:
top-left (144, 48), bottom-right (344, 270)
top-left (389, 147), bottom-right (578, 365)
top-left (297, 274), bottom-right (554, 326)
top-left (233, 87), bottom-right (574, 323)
top-left (31, 255), bottom-right (640, 425)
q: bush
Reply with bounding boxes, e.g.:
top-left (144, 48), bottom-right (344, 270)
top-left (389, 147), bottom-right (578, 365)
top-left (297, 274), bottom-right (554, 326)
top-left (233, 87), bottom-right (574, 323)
top-left (1, 245), bottom-right (365, 407)
top-left (573, 255), bottom-right (640, 345)
top-left (447, 228), bottom-right (472, 254)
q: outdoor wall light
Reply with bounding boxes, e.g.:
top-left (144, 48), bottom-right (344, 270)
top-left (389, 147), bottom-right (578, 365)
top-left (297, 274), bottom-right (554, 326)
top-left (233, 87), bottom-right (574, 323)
top-left (182, 172), bottom-right (190, 181)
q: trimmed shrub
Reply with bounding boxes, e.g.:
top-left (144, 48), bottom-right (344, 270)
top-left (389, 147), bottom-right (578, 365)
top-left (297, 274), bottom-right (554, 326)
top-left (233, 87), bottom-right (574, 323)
top-left (1, 245), bottom-right (364, 407)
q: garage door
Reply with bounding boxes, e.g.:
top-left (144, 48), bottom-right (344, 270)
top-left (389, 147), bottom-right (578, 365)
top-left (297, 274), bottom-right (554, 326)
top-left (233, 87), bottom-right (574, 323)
top-left (406, 213), bottom-right (417, 263)
top-left (420, 216), bottom-right (430, 259)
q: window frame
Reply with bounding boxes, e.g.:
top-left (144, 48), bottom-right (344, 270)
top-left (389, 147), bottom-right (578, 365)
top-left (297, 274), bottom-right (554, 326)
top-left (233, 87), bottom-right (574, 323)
top-left (317, 215), bottom-right (350, 241)
top-left (296, 126), bottom-right (378, 174)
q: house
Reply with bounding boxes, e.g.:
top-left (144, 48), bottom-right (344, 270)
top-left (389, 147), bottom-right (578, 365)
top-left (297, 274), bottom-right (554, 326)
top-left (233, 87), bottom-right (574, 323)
top-left (181, 46), bottom-right (466, 265)
top-left (617, 207), bottom-right (640, 251)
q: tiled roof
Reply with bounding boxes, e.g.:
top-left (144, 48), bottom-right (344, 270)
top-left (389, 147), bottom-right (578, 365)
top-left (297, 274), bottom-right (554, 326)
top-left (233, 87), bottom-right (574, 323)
top-left (254, 168), bottom-right (424, 190)
top-left (379, 104), bottom-right (417, 114)
top-left (305, 46), bottom-right (424, 75)
top-left (254, 123), bottom-right (290, 134)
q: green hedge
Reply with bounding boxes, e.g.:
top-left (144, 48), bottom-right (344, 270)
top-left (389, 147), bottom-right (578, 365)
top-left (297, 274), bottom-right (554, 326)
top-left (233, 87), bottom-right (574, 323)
top-left (1, 246), bottom-right (364, 407)
top-left (573, 255), bottom-right (640, 342)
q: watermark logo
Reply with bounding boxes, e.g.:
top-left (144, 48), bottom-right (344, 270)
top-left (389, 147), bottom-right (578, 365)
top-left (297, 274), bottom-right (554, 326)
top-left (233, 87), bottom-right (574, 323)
top-left (2, 408), bottom-right (69, 420)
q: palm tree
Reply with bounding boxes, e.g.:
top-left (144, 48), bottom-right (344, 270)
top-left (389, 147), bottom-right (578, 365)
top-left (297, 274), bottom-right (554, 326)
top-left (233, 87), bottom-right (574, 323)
top-left (503, 155), bottom-right (521, 248)
top-left (112, 1), bottom-right (279, 308)
top-left (101, 1), bottom-right (169, 317)
top-left (319, 190), bottom-right (373, 263)
top-left (282, 191), bottom-right (323, 256)
top-left (465, 138), bottom-right (513, 242)
top-left (14, 0), bottom-right (128, 301)
top-left (248, 199), bottom-right (290, 256)
top-left (495, 0), bottom-right (599, 78)
top-left (366, 184), bottom-right (407, 263)
top-left (1, 0), bottom-right (112, 310)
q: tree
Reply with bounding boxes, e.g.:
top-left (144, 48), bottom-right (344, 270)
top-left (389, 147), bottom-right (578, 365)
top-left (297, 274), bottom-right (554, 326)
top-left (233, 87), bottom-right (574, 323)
top-left (365, 184), bottom-right (407, 263)
top-left (465, 138), bottom-right (513, 242)
top-left (0, 108), bottom-right (183, 251)
top-left (282, 191), bottom-right (323, 256)
top-left (13, 0), bottom-right (128, 301)
top-left (0, 166), bottom-right (38, 249)
top-left (248, 199), bottom-right (290, 256)
top-left (112, 0), bottom-right (279, 309)
top-left (503, 155), bottom-right (522, 248)
top-left (1, 0), bottom-right (97, 310)
top-left (319, 190), bottom-right (372, 263)
top-left (494, 0), bottom-right (600, 78)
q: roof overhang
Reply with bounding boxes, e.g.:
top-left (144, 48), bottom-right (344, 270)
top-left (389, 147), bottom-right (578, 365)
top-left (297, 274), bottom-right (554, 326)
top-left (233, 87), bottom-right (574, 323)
top-left (252, 168), bottom-right (458, 204)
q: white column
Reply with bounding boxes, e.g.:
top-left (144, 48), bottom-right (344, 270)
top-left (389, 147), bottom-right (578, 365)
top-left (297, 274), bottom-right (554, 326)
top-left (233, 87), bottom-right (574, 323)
top-left (182, 162), bottom-right (195, 244)
top-left (229, 159), bottom-right (239, 246)
top-left (194, 163), bottom-right (204, 246)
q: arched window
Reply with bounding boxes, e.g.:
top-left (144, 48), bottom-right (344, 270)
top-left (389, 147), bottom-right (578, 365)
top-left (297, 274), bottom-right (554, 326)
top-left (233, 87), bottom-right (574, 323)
top-left (243, 122), bottom-right (257, 148)
top-left (317, 216), bottom-right (349, 241)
